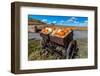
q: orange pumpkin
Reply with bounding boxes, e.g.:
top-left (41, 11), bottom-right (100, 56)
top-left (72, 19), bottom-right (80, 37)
top-left (58, 31), bottom-right (65, 36)
top-left (42, 29), bottom-right (48, 33)
top-left (55, 30), bottom-right (65, 36)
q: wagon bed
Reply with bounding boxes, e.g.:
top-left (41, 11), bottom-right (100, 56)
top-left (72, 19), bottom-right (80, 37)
top-left (40, 28), bottom-right (78, 59)
top-left (50, 31), bottom-right (73, 47)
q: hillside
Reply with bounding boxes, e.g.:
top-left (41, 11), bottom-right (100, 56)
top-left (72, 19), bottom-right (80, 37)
top-left (28, 19), bottom-right (47, 25)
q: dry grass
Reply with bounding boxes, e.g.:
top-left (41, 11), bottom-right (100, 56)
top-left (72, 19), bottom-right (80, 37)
top-left (76, 38), bottom-right (88, 58)
top-left (28, 37), bottom-right (88, 60)
top-left (28, 39), bottom-right (64, 60)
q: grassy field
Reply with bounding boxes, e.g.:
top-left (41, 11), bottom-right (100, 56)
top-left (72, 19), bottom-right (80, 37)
top-left (75, 39), bottom-right (88, 58)
top-left (28, 37), bottom-right (88, 60)
top-left (28, 39), bottom-right (63, 60)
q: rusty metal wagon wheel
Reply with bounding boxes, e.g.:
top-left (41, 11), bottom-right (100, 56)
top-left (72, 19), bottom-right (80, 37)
top-left (65, 40), bottom-right (78, 59)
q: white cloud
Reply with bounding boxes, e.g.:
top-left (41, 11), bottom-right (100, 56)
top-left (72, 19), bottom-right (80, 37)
top-left (79, 22), bottom-right (88, 26)
top-left (74, 20), bottom-right (88, 26)
top-left (42, 19), bottom-right (47, 22)
top-left (80, 20), bottom-right (88, 26)
top-left (59, 20), bottom-right (65, 25)
top-left (60, 20), bottom-right (64, 23)
top-left (84, 20), bottom-right (88, 23)
top-left (52, 21), bottom-right (57, 23)
top-left (67, 19), bottom-right (73, 22)
top-left (74, 21), bottom-right (79, 24)
top-left (67, 17), bottom-right (77, 22)
top-left (71, 17), bottom-right (76, 20)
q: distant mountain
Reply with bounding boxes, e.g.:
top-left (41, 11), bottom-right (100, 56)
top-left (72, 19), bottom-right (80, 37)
top-left (28, 19), bottom-right (47, 25)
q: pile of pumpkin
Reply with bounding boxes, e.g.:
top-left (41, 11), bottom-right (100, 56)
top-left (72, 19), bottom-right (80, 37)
top-left (41, 26), bottom-right (55, 34)
top-left (41, 26), bottom-right (71, 37)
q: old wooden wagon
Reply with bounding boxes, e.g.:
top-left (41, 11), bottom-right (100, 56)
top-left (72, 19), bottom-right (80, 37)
top-left (40, 27), bottom-right (78, 59)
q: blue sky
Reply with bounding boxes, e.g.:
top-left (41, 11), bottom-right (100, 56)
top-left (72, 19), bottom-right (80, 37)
top-left (28, 14), bottom-right (88, 27)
